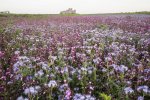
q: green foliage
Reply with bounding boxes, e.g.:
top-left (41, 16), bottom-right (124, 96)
top-left (99, 93), bottom-right (111, 100)
top-left (97, 24), bottom-right (108, 30)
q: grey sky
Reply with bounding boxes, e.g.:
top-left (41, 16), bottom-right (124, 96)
top-left (0, 0), bottom-right (150, 14)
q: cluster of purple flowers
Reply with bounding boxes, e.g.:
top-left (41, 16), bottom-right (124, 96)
top-left (0, 15), bottom-right (150, 99)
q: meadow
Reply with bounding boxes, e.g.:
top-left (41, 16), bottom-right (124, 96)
top-left (0, 14), bottom-right (150, 100)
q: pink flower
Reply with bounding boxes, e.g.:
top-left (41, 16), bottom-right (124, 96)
top-left (0, 51), bottom-right (4, 58)
top-left (65, 88), bottom-right (72, 100)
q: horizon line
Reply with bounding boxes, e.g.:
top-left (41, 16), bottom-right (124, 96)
top-left (0, 11), bottom-right (150, 15)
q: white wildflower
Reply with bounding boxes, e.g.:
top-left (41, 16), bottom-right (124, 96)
top-left (51, 56), bottom-right (57, 60)
top-left (137, 85), bottom-right (149, 93)
top-left (137, 96), bottom-right (144, 100)
top-left (73, 93), bottom-right (85, 100)
top-left (124, 87), bottom-right (134, 94)
top-left (24, 86), bottom-right (38, 95)
top-left (15, 50), bottom-right (20, 55)
top-left (48, 80), bottom-right (57, 88)
top-left (35, 70), bottom-right (44, 77)
top-left (17, 96), bottom-right (24, 100)
top-left (118, 65), bottom-right (128, 73)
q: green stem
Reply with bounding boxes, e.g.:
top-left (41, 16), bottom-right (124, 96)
top-left (49, 87), bottom-right (53, 100)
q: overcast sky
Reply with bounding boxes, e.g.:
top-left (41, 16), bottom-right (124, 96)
top-left (0, 0), bottom-right (150, 14)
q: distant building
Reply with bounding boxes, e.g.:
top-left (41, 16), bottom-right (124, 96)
top-left (60, 8), bottom-right (76, 14)
top-left (0, 11), bottom-right (10, 14)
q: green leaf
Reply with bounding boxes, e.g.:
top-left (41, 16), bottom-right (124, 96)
top-left (99, 93), bottom-right (111, 100)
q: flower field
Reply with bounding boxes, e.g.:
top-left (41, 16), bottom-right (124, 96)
top-left (0, 14), bottom-right (150, 100)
